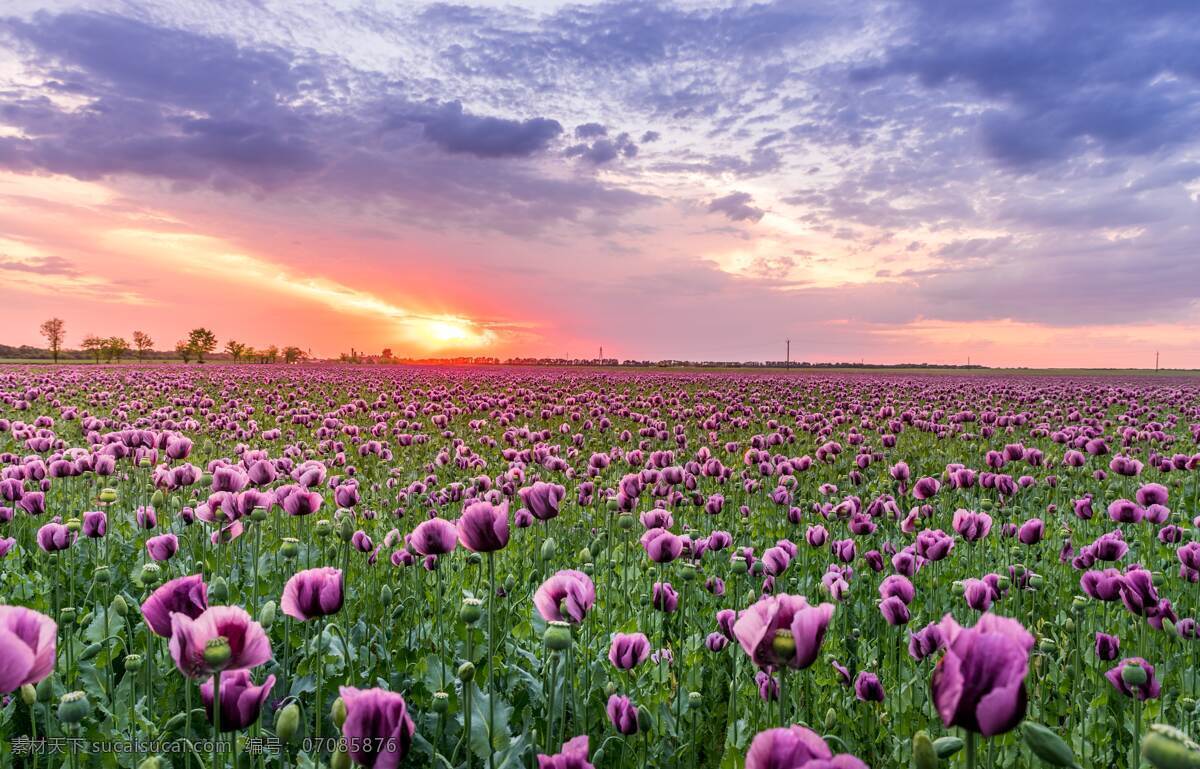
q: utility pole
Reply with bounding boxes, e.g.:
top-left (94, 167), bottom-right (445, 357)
top-left (786, 339), bottom-right (790, 370)
top-left (1156, 351), bottom-right (1160, 371)
top-left (600, 345), bottom-right (604, 362)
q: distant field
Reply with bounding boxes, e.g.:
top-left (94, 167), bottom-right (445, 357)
top-left (0, 359), bottom-right (1196, 377)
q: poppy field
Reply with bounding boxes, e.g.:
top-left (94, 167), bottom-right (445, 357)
top-left (0, 365), bottom-right (1199, 769)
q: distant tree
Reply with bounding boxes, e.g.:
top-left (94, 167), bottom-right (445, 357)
top-left (186, 328), bottom-right (217, 363)
top-left (175, 340), bottom-right (193, 364)
top-left (265, 345), bottom-right (279, 364)
top-left (81, 334), bottom-right (103, 363)
top-left (132, 330), bottom-right (154, 360)
top-left (224, 340), bottom-right (246, 363)
top-left (282, 345), bottom-right (305, 364)
top-left (40, 318), bottom-right (65, 363)
top-left (381, 348), bottom-right (393, 360)
top-left (104, 336), bottom-right (130, 362)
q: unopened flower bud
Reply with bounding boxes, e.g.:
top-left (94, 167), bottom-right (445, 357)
top-left (457, 662), bottom-right (476, 683)
top-left (208, 577), bottom-right (229, 603)
top-left (20, 684), bottom-right (36, 706)
top-left (258, 601), bottom-right (276, 629)
top-left (275, 702), bottom-right (301, 743)
top-left (540, 537), bottom-right (557, 562)
top-left (331, 696), bottom-right (347, 728)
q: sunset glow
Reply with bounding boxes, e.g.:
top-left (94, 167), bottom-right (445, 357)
top-left (0, 2), bottom-right (1198, 366)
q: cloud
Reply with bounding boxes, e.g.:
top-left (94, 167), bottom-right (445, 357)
top-left (708, 192), bottom-right (764, 223)
top-left (400, 100), bottom-right (563, 158)
top-left (0, 253), bottom-right (78, 275)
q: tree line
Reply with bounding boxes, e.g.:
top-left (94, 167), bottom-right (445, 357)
top-left (33, 318), bottom-right (307, 364)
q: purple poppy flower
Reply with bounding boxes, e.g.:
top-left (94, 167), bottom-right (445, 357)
top-left (281, 567), bottom-right (344, 621)
top-left (1105, 658), bottom-right (1160, 700)
top-left (457, 500), bottom-right (509, 553)
top-left (339, 686), bottom-right (415, 767)
top-left (930, 613), bottom-right (1034, 736)
top-left (745, 726), bottom-right (867, 769)
top-left (732, 593), bottom-right (835, 670)
top-left (538, 735), bottom-right (593, 769)
top-left (200, 668), bottom-right (275, 731)
top-left (0, 605), bottom-right (56, 692)
top-left (169, 606), bottom-right (271, 679)
top-left (855, 671), bottom-right (885, 702)
top-left (606, 694), bottom-right (639, 735)
top-left (535, 570), bottom-right (596, 624)
top-left (1094, 632), bottom-right (1120, 661)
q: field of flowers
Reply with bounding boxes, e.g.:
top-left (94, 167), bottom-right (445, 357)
top-left (0, 365), bottom-right (1198, 769)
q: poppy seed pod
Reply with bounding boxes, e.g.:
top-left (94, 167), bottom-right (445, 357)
top-left (545, 620), bottom-right (573, 650)
top-left (280, 538), bottom-right (300, 559)
top-left (1141, 724), bottom-right (1200, 769)
top-left (57, 691), bottom-right (90, 724)
top-left (99, 488), bottom-right (117, 503)
top-left (460, 598), bottom-right (483, 625)
top-left (125, 654), bottom-right (143, 672)
top-left (432, 691), bottom-right (450, 713)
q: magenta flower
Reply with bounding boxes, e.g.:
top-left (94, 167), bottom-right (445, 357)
top-left (1094, 632), bottom-right (1120, 661)
top-left (880, 595), bottom-right (911, 625)
top-left (281, 567), bottom-right (344, 621)
top-left (745, 726), bottom-right (867, 769)
top-left (456, 500), bottom-right (509, 553)
top-left (606, 694), bottom-right (639, 735)
top-left (146, 533), bottom-right (179, 561)
top-left (537, 735), bottom-right (594, 769)
top-left (534, 570), bottom-right (595, 624)
top-left (930, 613), bottom-right (1034, 736)
top-left (878, 575), bottom-right (915, 604)
top-left (519, 481), bottom-right (566, 522)
top-left (854, 671), bottom-right (885, 702)
top-left (135, 506), bottom-right (157, 530)
top-left (0, 537), bottom-right (14, 559)
top-left (641, 528), bottom-right (683, 563)
top-left (912, 477), bottom-right (940, 500)
top-left (652, 582), bottom-right (679, 613)
top-left (952, 509), bottom-right (992, 542)
top-left (82, 510), bottom-right (107, 538)
top-left (200, 669), bottom-right (276, 731)
top-left (608, 632), bottom-right (651, 670)
top-left (0, 605), bottom-right (56, 693)
top-left (36, 522), bottom-right (74, 552)
top-left (732, 593), bottom-right (835, 670)
top-left (339, 686), bottom-right (415, 768)
top-left (1105, 658), bottom-right (1160, 700)
top-left (142, 574), bottom-right (209, 637)
top-left (168, 606), bottom-right (272, 679)
top-left (1136, 483), bottom-right (1168, 507)
top-left (1017, 519), bottom-right (1044, 545)
top-left (409, 518), bottom-right (458, 556)
top-left (281, 487), bottom-right (322, 517)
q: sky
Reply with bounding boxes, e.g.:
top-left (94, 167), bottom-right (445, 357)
top-left (1, 0), bottom-right (1199, 367)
